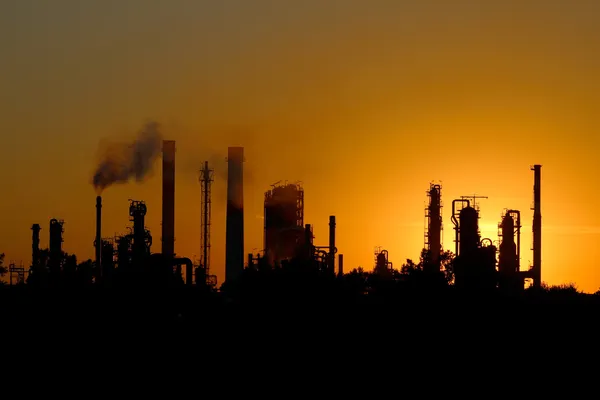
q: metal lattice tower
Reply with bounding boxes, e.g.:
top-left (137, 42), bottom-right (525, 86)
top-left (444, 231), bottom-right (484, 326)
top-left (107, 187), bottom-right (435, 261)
top-left (200, 161), bottom-right (214, 276)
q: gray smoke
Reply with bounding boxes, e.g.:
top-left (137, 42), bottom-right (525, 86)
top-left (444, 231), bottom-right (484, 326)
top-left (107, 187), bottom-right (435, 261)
top-left (92, 121), bottom-right (163, 193)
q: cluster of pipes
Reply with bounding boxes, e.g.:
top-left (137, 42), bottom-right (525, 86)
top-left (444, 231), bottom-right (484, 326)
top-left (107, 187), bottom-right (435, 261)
top-left (247, 215), bottom-right (342, 276)
top-left (92, 140), bottom-right (196, 285)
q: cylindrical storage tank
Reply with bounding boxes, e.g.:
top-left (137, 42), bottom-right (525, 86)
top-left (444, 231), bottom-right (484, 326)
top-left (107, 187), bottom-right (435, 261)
top-left (459, 206), bottom-right (479, 255)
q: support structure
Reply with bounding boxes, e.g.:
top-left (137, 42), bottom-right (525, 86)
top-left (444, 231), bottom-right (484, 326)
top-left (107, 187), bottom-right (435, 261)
top-left (200, 161), bottom-right (214, 281)
top-left (9, 263), bottom-right (27, 285)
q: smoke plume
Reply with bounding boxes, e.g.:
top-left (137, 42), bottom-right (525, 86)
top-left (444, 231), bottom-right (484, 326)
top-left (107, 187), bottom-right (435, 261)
top-left (92, 121), bottom-right (163, 193)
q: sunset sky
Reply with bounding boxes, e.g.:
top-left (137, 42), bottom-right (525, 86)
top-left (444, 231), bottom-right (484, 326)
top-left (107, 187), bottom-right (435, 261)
top-left (2, 0), bottom-right (600, 291)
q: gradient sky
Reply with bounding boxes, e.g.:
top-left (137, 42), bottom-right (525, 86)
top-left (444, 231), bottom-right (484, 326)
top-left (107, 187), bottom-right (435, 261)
top-left (2, 0), bottom-right (600, 291)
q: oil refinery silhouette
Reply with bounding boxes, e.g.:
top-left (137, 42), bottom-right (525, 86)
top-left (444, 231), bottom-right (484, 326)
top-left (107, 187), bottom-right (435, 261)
top-left (2, 122), bottom-right (599, 326)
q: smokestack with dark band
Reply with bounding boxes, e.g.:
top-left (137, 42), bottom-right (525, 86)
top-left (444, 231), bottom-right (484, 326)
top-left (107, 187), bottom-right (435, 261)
top-left (96, 196), bottom-right (102, 277)
top-left (225, 147), bottom-right (244, 284)
top-left (162, 140), bottom-right (175, 259)
top-left (92, 121), bottom-right (162, 193)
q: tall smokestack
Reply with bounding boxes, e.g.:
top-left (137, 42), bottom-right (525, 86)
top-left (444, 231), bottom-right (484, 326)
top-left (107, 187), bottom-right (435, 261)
top-left (96, 196), bottom-right (102, 275)
top-left (225, 147), bottom-right (244, 283)
top-left (162, 140), bottom-right (175, 258)
top-left (31, 224), bottom-right (41, 268)
top-left (329, 216), bottom-right (336, 274)
top-left (532, 165), bottom-right (542, 288)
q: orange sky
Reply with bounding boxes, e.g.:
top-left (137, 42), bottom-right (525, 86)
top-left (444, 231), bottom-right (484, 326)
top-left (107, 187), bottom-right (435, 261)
top-left (2, 1), bottom-right (600, 292)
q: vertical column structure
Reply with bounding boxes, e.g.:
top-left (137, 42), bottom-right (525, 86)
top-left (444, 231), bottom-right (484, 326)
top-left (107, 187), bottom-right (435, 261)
top-left (329, 216), bottom-right (336, 274)
top-left (31, 224), bottom-right (41, 268)
top-left (338, 254), bottom-right (344, 277)
top-left (225, 147), bottom-right (244, 283)
top-left (96, 196), bottom-right (102, 276)
top-left (425, 184), bottom-right (442, 271)
top-left (49, 219), bottom-right (64, 277)
top-left (200, 161), bottom-right (214, 278)
top-left (532, 164), bottom-right (542, 288)
top-left (162, 140), bottom-right (176, 258)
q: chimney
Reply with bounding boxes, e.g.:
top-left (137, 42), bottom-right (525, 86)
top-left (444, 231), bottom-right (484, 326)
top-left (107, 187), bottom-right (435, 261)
top-left (532, 164), bottom-right (542, 288)
top-left (225, 146), bottom-right (244, 283)
top-left (162, 140), bottom-right (176, 258)
top-left (96, 196), bottom-right (102, 275)
top-left (329, 215), bottom-right (336, 274)
top-left (338, 253), bottom-right (344, 277)
top-left (31, 224), bottom-right (41, 268)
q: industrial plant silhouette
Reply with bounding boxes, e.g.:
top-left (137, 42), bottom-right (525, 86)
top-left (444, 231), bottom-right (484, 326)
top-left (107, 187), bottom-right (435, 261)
top-left (2, 123), bottom-right (598, 322)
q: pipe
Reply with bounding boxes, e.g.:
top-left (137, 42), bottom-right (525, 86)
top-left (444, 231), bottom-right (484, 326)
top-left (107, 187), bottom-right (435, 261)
top-left (507, 209), bottom-right (521, 270)
top-left (338, 254), bottom-right (344, 276)
top-left (96, 196), bottom-right (102, 277)
top-left (329, 216), bottom-right (336, 274)
top-left (480, 238), bottom-right (493, 247)
top-left (451, 199), bottom-right (470, 255)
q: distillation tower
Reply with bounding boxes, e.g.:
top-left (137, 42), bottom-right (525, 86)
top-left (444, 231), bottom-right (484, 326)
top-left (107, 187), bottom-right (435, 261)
top-left (451, 196), bottom-right (497, 290)
top-left (424, 183), bottom-right (443, 271)
top-left (263, 181), bottom-right (305, 266)
top-left (129, 200), bottom-right (152, 268)
top-left (498, 209), bottom-right (523, 292)
top-left (49, 218), bottom-right (64, 276)
top-left (374, 247), bottom-right (393, 276)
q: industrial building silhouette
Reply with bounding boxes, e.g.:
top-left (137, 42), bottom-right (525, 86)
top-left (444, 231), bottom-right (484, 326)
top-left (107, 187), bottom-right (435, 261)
top-left (9, 135), bottom-right (547, 300)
